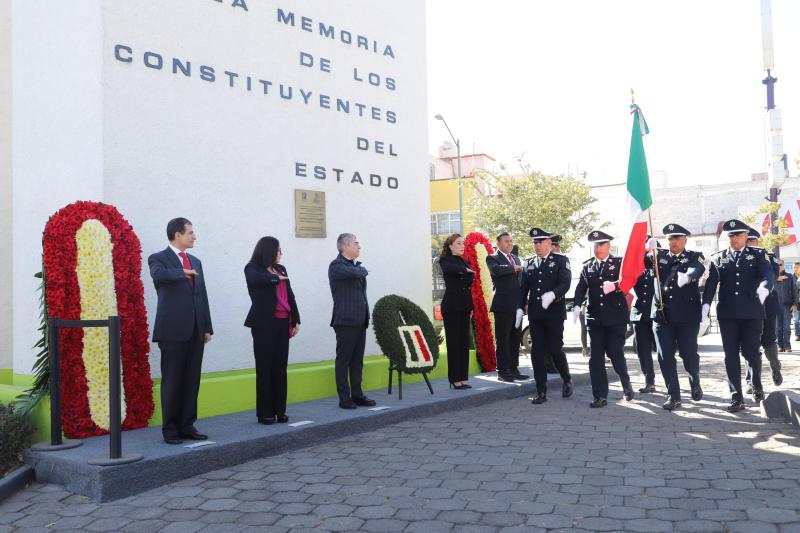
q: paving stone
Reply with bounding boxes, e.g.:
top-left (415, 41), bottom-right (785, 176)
top-left (747, 508), bottom-right (800, 524)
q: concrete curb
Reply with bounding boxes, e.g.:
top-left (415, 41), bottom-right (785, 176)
top-left (761, 390), bottom-right (800, 430)
top-left (25, 370), bottom-right (591, 502)
top-left (0, 465), bottom-right (35, 503)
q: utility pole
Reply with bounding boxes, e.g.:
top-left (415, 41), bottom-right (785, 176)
top-left (761, 0), bottom-right (787, 256)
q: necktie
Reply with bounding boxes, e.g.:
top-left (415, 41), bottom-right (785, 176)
top-left (506, 254), bottom-right (515, 267)
top-left (178, 251), bottom-right (195, 288)
top-left (535, 257), bottom-right (541, 269)
top-left (733, 250), bottom-right (740, 262)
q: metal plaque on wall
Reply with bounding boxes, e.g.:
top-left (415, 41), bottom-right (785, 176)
top-left (294, 189), bottom-right (326, 238)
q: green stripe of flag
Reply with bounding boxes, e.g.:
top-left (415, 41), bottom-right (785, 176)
top-left (627, 105), bottom-right (652, 211)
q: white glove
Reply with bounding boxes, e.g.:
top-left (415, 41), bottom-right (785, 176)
top-left (515, 308), bottom-right (523, 328)
top-left (572, 306), bottom-right (580, 324)
top-left (602, 281), bottom-right (616, 294)
top-left (646, 237), bottom-right (658, 252)
top-left (701, 303), bottom-right (710, 324)
top-left (677, 271), bottom-right (690, 287)
top-left (756, 286), bottom-right (769, 304)
top-left (541, 291), bottom-right (555, 310)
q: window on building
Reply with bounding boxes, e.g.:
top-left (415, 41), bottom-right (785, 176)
top-left (430, 211), bottom-right (461, 236)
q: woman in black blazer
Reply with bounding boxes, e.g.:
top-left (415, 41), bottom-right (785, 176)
top-left (439, 234), bottom-right (475, 389)
top-left (244, 237), bottom-right (300, 424)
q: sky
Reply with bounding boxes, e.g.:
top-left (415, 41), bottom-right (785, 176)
top-left (425, 0), bottom-right (800, 188)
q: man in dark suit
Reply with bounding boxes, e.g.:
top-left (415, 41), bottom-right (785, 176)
top-left (486, 232), bottom-right (529, 382)
top-left (520, 228), bottom-right (573, 404)
top-left (572, 230), bottom-right (634, 407)
top-left (703, 219), bottom-right (775, 412)
top-left (148, 218), bottom-right (213, 444)
top-left (329, 233), bottom-right (376, 409)
top-left (647, 224), bottom-right (705, 411)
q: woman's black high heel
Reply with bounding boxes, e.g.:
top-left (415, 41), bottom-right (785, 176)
top-left (450, 382), bottom-right (469, 390)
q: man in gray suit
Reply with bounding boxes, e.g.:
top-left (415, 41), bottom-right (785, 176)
top-left (329, 233), bottom-right (376, 409)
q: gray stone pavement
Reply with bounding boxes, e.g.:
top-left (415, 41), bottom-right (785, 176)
top-left (2, 335), bottom-right (800, 532)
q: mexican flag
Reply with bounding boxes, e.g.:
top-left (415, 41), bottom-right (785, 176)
top-left (618, 103), bottom-right (653, 295)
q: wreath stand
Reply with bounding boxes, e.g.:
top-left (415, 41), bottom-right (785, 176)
top-left (387, 364), bottom-right (434, 400)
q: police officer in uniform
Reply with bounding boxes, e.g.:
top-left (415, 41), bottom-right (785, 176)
top-left (520, 228), bottom-right (574, 404)
top-left (647, 224), bottom-right (705, 410)
top-left (630, 235), bottom-right (658, 394)
top-left (745, 228), bottom-right (784, 389)
top-left (703, 219), bottom-right (775, 412)
top-left (572, 230), bottom-right (634, 407)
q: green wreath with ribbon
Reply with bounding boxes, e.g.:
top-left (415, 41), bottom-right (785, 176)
top-left (372, 294), bottom-right (439, 375)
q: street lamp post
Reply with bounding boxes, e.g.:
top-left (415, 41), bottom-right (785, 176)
top-left (435, 114), bottom-right (463, 235)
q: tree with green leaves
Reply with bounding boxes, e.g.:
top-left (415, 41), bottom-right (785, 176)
top-left (470, 161), bottom-right (602, 257)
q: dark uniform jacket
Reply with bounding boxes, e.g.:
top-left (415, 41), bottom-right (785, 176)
top-left (244, 262), bottom-right (300, 330)
top-left (630, 266), bottom-right (655, 322)
top-left (149, 247), bottom-right (213, 343)
top-left (647, 249), bottom-right (705, 324)
top-left (439, 255), bottom-right (474, 313)
top-left (702, 247), bottom-right (775, 321)
top-left (761, 249), bottom-right (781, 316)
top-left (486, 250), bottom-right (522, 313)
top-left (328, 254), bottom-right (369, 327)
top-left (519, 253), bottom-right (571, 320)
top-left (573, 255), bottom-right (628, 326)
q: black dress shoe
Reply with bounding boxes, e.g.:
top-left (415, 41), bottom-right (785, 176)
top-left (531, 393), bottom-right (547, 405)
top-left (623, 383), bottom-right (635, 402)
top-left (339, 400), bottom-right (357, 410)
top-left (662, 398), bottom-right (682, 411)
top-left (727, 399), bottom-right (746, 412)
top-left (752, 389), bottom-right (765, 402)
top-left (276, 414), bottom-right (289, 423)
top-left (180, 432), bottom-right (208, 440)
top-left (352, 396), bottom-right (376, 407)
top-left (498, 373), bottom-right (516, 382)
top-left (513, 373), bottom-right (530, 380)
top-left (691, 384), bottom-right (703, 402)
top-left (259, 416), bottom-right (276, 425)
top-left (562, 380), bottom-right (574, 398)
top-left (773, 369), bottom-right (783, 386)
top-left (164, 437), bottom-right (184, 445)
top-left (639, 384), bottom-right (656, 393)
top-left (590, 398), bottom-right (607, 408)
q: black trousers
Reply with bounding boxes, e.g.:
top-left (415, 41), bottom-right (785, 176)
top-left (251, 319), bottom-right (290, 420)
top-left (530, 318), bottom-right (571, 393)
top-left (719, 318), bottom-right (763, 401)
top-left (443, 311), bottom-right (470, 383)
top-left (747, 312), bottom-right (781, 386)
top-left (493, 311), bottom-right (518, 375)
top-left (587, 323), bottom-right (630, 400)
top-left (334, 326), bottom-right (367, 401)
top-left (653, 321), bottom-right (700, 401)
top-left (159, 327), bottom-right (205, 439)
top-left (632, 320), bottom-right (656, 386)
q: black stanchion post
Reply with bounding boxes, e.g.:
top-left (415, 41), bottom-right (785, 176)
top-left (108, 316), bottom-right (122, 460)
top-left (49, 317), bottom-right (62, 446)
top-left (88, 315), bottom-right (142, 466)
top-left (31, 316), bottom-right (82, 451)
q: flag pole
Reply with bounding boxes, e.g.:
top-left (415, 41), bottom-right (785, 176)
top-left (630, 88), bottom-right (665, 312)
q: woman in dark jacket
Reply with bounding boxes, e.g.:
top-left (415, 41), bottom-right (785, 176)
top-left (244, 237), bottom-right (300, 424)
top-left (439, 234), bottom-right (475, 389)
